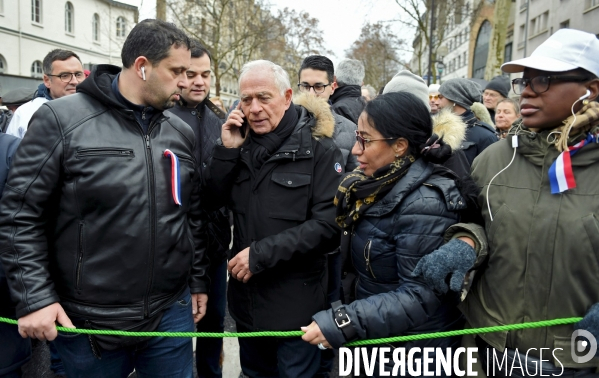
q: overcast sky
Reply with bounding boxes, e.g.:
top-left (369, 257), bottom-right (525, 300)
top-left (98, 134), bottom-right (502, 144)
top-left (122, 0), bottom-right (414, 65)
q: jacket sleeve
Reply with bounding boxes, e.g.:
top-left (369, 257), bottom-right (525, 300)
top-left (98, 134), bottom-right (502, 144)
top-left (249, 141), bottom-right (343, 273)
top-left (203, 144), bottom-right (241, 212)
top-left (0, 104), bottom-right (63, 317)
top-left (188, 162), bottom-right (211, 294)
top-left (313, 195), bottom-right (459, 348)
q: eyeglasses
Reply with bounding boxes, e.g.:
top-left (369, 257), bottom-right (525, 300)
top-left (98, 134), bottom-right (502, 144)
top-left (47, 72), bottom-right (85, 83)
top-left (429, 94), bottom-right (439, 100)
top-left (355, 130), bottom-right (396, 150)
top-left (297, 83), bottom-right (331, 94)
top-left (364, 240), bottom-right (376, 279)
top-left (512, 75), bottom-right (590, 95)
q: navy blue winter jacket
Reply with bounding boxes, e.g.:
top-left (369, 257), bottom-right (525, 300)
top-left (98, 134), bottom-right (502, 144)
top-left (313, 159), bottom-right (465, 349)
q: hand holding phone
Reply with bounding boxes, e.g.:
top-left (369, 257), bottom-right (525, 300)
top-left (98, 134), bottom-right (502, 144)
top-left (221, 102), bottom-right (248, 148)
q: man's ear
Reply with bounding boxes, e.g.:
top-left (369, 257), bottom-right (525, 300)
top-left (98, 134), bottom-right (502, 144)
top-left (133, 56), bottom-right (149, 81)
top-left (284, 88), bottom-right (293, 109)
top-left (43, 74), bottom-right (51, 89)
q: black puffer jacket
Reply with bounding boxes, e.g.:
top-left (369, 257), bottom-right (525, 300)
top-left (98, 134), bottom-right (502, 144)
top-left (314, 159), bottom-right (465, 350)
top-left (330, 85), bottom-right (366, 124)
top-left (0, 65), bottom-right (209, 320)
top-left (207, 95), bottom-right (343, 331)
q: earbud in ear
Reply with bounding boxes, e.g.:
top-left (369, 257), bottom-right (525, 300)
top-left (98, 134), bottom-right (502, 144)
top-left (141, 66), bottom-right (146, 81)
top-left (579, 89), bottom-right (591, 100)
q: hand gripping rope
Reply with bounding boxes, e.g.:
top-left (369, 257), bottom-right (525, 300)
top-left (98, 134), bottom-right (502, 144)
top-left (0, 316), bottom-right (582, 347)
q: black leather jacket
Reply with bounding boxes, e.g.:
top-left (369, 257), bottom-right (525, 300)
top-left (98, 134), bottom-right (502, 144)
top-left (0, 65), bottom-right (209, 320)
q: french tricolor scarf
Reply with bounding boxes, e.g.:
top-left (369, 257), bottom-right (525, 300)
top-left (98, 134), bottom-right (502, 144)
top-left (163, 149), bottom-right (182, 206)
top-left (548, 132), bottom-right (598, 194)
top-left (547, 102), bottom-right (599, 194)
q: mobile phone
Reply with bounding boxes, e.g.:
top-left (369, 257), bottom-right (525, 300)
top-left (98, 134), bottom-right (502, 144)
top-left (239, 118), bottom-right (248, 139)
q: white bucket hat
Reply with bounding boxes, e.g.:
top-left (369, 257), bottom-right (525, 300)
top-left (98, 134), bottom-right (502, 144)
top-left (501, 29), bottom-right (599, 77)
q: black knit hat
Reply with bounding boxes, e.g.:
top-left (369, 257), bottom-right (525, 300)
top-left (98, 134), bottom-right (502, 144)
top-left (484, 75), bottom-right (510, 98)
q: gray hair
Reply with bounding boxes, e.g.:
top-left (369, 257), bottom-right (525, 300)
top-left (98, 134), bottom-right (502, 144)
top-left (362, 84), bottom-right (376, 100)
top-left (238, 60), bottom-right (291, 96)
top-left (335, 59), bottom-right (365, 87)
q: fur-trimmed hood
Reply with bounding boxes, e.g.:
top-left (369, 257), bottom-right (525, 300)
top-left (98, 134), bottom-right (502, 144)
top-left (470, 102), bottom-right (494, 127)
top-left (293, 93), bottom-right (335, 139)
top-left (432, 108), bottom-right (467, 151)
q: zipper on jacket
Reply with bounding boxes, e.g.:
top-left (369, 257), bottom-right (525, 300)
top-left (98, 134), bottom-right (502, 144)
top-left (76, 222), bottom-right (85, 291)
top-left (143, 126), bottom-right (157, 318)
top-left (76, 148), bottom-right (134, 158)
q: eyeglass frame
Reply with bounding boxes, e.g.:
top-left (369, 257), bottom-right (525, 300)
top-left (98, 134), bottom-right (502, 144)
top-left (354, 130), bottom-right (397, 150)
top-left (511, 75), bottom-right (591, 95)
top-left (47, 72), bottom-right (86, 83)
top-left (429, 94), bottom-right (439, 100)
top-left (297, 83), bottom-right (332, 94)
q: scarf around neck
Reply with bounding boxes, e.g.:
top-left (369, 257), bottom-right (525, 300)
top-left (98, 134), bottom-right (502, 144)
top-left (248, 104), bottom-right (299, 169)
top-left (334, 154), bottom-right (416, 229)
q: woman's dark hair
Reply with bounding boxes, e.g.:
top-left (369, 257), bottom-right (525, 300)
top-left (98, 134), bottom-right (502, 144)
top-left (363, 92), bottom-right (432, 157)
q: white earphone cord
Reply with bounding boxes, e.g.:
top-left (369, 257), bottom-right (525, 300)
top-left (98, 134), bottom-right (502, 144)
top-left (486, 90), bottom-right (589, 221)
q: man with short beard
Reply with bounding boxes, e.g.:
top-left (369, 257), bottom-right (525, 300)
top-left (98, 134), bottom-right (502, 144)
top-left (0, 19), bottom-right (210, 376)
top-left (6, 49), bottom-right (85, 138)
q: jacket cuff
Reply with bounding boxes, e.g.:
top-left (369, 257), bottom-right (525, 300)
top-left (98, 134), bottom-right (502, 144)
top-left (15, 295), bottom-right (60, 319)
top-left (248, 241), bottom-right (265, 274)
top-left (212, 144), bottom-right (241, 160)
top-left (445, 223), bottom-right (488, 268)
top-left (189, 279), bottom-right (209, 294)
top-left (313, 309), bottom-right (353, 349)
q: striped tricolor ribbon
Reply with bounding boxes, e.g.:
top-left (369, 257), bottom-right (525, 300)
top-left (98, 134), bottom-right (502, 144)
top-left (548, 133), bottom-right (597, 194)
top-left (164, 149), bottom-right (182, 206)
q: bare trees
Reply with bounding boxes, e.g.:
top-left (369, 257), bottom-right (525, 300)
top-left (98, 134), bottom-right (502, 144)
top-left (167, 1), bottom-right (329, 97)
top-left (167, 0), bottom-right (281, 96)
top-left (346, 22), bottom-right (406, 92)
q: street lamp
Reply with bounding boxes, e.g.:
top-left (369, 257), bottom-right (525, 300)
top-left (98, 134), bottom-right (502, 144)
top-left (435, 61), bottom-right (445, 83)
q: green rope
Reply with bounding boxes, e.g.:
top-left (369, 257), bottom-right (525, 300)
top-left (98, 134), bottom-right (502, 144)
top-left (0, 316), bottom-right (582, 346)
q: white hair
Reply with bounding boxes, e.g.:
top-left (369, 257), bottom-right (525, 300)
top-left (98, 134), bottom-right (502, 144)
top-left (336, 59), bottom-right (365, 86)
top-left (238, 60), bottom-right (291, 95)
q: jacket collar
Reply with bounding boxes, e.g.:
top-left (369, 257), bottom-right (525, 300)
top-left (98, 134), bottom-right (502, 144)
top-left (330, 84), bottom-right (362, 104)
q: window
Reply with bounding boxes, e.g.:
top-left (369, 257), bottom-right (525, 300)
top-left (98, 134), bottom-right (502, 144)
top-left (65, 2), bottom-right (73, 33)
top-left (463, 52), bottom-right (467, 68)
top-left (31, 60), bottom-right (43, 78)
top-left (530, 11), bottom-right (549, 36)
top-left (504, 42), bottom-right (513, 63)
top-left (0, 0), bottom-right (4, 15)
top-left (473, 20), bottom-right (492, 79)
top-left (0, 55), bottom-right (6, 73)
top-left (586, 0), bottom-right (599, 9)
top-left (31, 0), bottom-right (42, 23)
top-left (457, 55), bottom-right (462, 68)
top-left (560, 20), bottom-right (570, 29)
top-left (92, 13), bottom-right (100, 41)
top-left (116, 16), bottom-right (126, 38)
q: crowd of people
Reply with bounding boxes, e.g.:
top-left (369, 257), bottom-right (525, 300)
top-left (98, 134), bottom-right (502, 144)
top-left (1, 19), bottom-right (599, 378)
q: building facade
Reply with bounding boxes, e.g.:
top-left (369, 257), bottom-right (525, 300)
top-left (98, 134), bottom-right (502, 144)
top-left (0, 0), bottom-right (138, 93)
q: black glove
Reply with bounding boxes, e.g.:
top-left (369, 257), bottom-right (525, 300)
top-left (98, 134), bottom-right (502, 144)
top-left (575, 303), bottom-right (599, 357)
top-left (412, 238), bottom-right (476, 294)
top-left (419, 134), bottom-right (453, 164)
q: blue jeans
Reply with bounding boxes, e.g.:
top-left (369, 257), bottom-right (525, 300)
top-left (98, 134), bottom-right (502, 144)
top-left (237, 322), bottom-right (321, 378)
top-left (195, 259), bottom-right (227, 378)
top-left (53, 289), bottom-right (194, 378)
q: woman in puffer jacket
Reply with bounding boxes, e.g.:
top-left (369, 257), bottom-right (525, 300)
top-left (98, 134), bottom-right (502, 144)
top-left (301, 92), bottom-right (469, 377)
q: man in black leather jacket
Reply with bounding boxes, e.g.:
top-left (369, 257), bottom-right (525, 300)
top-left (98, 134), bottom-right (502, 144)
top-left (166, 40), bottom-right (230, 378)
top-left (0, 19), bottom-right (209, 377)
